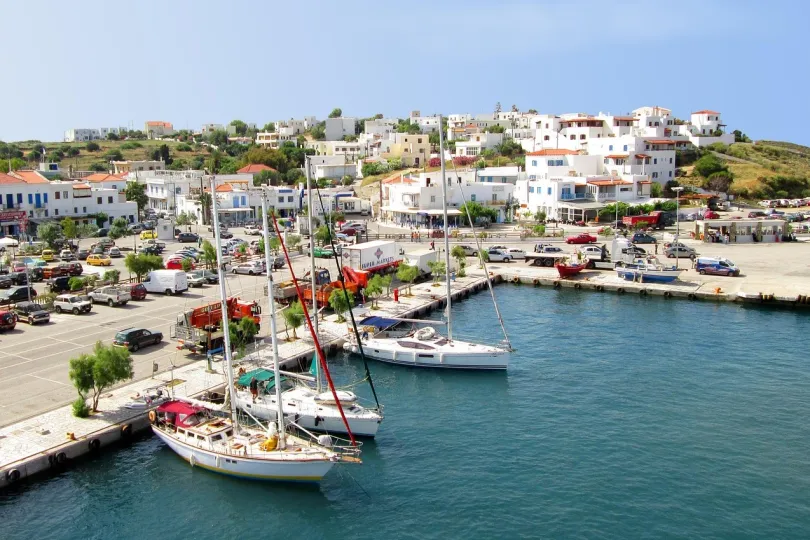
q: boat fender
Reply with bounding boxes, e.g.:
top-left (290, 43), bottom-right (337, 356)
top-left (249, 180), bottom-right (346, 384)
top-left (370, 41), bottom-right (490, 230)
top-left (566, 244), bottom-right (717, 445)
top-left (533, 278), bottom-right (540, 287)
top-left (88, 439), bottom-right (101, 452)
top-left (617, 288), bottom-right (625, 294)
top-left (596, 285), bottom-right (604, 292)
top-left (574, 283), bottom-right (582, 290)
top-left (6, 469), bottom-right (20, 483)
top-left (121, 424), bottom-right (132, 439)
top-left (553, 281), bottom-right (561, 289)
top-left (664, 291), bottom-right (672, 298)
top-left (639, 289), bottom-right (647, 296)
top-left (317, 435), bottom-right (333, 448)
top-left (687, 293), bottom-right (697, 301)
top-left (148, 410), bottom-right (157, 424)
top-left (512, 276), bottom-right (521, 285)
top-left (55, 452), bottom-right (67, 465)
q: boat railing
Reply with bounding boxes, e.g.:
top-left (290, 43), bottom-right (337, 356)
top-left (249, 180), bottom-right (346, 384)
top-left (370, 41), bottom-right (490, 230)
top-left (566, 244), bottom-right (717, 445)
top-left (287, 420), bottom-right (363, 457)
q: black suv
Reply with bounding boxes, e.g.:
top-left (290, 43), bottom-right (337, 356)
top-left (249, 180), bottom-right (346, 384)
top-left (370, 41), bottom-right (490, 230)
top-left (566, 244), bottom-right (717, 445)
top-left (12, 301), bottom-right (50, 325)
top-left (113, 328), bottom-right (163, 352)
top-left (8, 271), bottom-right (29, 285)
top-left (47, 276), bottom-right (72, 293)
top-left (0, 286), bottom-right (37, 306)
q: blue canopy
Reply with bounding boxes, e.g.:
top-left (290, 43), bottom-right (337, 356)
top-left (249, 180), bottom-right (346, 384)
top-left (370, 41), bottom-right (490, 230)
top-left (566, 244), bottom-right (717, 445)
top-left (359, 316), bottom-right (401, 329)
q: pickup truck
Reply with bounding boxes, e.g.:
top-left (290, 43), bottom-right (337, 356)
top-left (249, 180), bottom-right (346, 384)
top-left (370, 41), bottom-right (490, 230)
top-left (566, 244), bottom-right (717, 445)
top-left (88, 286), bottom-right (132, 306)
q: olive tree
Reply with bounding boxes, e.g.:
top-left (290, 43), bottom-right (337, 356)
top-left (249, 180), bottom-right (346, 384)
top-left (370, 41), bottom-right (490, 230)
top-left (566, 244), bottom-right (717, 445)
top-left (365, 275), bottom-right (384, 309)
top-left (396, 263), bottom-right (419, 295)
top-left (328, 288), bottom-right (354, 322)
top-left (68, 341), bottom-right (133, 413)
top-left (451, 246), bottom-right (468, 278)
top-left (282, 301), bottom-right (305, 340)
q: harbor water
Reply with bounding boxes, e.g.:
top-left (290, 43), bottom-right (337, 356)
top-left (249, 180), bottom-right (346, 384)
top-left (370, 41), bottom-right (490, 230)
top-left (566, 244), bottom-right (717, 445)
top-left (2, 287), bottom-right (810, 539)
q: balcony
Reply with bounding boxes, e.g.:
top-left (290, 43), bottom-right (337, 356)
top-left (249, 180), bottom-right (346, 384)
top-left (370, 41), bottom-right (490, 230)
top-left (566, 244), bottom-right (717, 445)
top-left (560, 193), bottom-right (594, 201)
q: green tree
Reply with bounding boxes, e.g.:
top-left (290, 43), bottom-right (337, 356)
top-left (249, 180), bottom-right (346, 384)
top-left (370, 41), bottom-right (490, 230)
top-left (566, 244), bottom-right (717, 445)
top-left (0, 157), bottom-right (26, 172)
top-left (693, 153), bottom-right (728, 178)
top-left (534, 210), bottom-right (547, 222)
top-left (108, 217), bottom-right (128, 240)
top-left (89, 162), bottom-right (107, 172)
top-left (86, 141), bottom-right (100, 152)
top-left (68, 341), bottom-right (133, 413)
top-left (207, 129), bottom-right (229, 147)
top-left (329, 108), bottom-right (343, 118)
top-left (341, 175), bottom-right (354, 186)
top-left (650, 182), bottom-right (663, 198)
top-left (124, 182), bottom-right (149, 217)
top-left (314, 225), bottom-right (331, 246)
top-left (124, 253), bottom-right (164, 282)
top-left (733, 129), bottom-right (751, 143)
top-left (66, 147), bottom-right (80, 157)
top-left (485, 124), bottom-right (505, 134)
top-left (261, 122), bottom-right (275, 132)
top-left (175, 211), bottom-right (191, 225)
top-left (380, 274), bottom-right (393, 296)
top-left (230, 120), bottom-right (248, 136)
top-left (200, 239), bottom-right (217, 269)
top-left (199, 192), bottom-right (212, 225)
top-left (103, 269), bottom-right (120, 284)
top-left (158, 144), bottom-right (172, 165)
top-left (282, 301), bottom-right (305, 339)
top-left (451, 246), bottom-right (468, 278)
top-left (76, 223), bottom-right (99, 249)
top-left (396, 263), bottom-right (419, 295)
top-left (228, 316), bottom-right (259, 356)
top-left (704, 171), bottom-right (734, 195)
top-left (310, 124), bottom-right (326, 140)
top-left (104, 149), bottom-right (124, 161)
top-left (459, 201), bottom-right (498, 226)
top-left (37, 222), bottom-right (62, 249)
top-left (329, 288), bottom-right (354, 322)
top-left (343, 134), bottom-right (358, 142)
top-left (240, 146), bottom-right (290, 172)
top-left (68, 276), bottom-right (86, 291)
top-left (176, 143), bottom-right (192, 152)
top-left (94, 211), bottom-right (108, 228)
top-left (254, 169), bottom-right (280, 186)
top-left (286, 169), bottom-right (304, 184)
top-left (427, 260), bottom-right (446, 285)
top-left (61, 217), bottom-right (77, 242)
top-left (365, 274), bottom-right (385, 308)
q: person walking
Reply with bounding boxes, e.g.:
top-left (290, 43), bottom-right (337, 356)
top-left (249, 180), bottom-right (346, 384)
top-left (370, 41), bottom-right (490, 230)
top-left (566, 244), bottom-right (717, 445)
top-left (249, 377), bottom-right (259, 403)
top-left (197, 236), bottom-right (202, 248)
top-left (430, 241), bottom-right (435, 251)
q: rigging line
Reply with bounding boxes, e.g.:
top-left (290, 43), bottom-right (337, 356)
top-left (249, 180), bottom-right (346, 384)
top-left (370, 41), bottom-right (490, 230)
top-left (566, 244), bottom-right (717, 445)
top-left (312, 184), bottom-right (382, 410)
top-left (269, 212), bottom-right (357, 446)
top-left (447, 159), bottom-right (513, 351)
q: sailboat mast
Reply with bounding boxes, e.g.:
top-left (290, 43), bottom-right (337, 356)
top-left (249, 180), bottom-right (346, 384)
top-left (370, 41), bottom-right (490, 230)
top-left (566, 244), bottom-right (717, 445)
top-left (305, 156), bottom-right (321, 392)
top-left (210, 175), bottom-right (239, 428)
top-left (260, 191), bottom-right (286, 448)
top-left (438, 115), bottom-right (453, 340)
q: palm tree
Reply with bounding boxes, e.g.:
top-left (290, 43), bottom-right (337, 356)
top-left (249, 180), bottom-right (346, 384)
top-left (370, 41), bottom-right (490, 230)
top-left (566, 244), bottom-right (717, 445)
top-left (199, 192), bottom-right (212, 226)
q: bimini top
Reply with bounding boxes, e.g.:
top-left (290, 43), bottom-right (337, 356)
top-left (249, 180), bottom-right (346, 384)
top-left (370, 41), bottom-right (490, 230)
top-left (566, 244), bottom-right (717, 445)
top-left (359, 316), bottom-right (401, 330)
top-left (157, 400), bottom-right (203, 416)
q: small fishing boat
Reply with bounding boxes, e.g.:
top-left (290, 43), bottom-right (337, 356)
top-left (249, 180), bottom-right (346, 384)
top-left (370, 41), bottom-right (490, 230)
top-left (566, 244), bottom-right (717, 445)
top-left (616, 257), bottom-right (683, 283)
top-left (555, 261), bottom-right (587, 278)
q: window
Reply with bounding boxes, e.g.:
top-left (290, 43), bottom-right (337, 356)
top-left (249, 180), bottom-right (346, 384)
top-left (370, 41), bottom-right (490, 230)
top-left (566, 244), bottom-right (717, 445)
top-left (17, 194), bottom-right (22, 204)
top-left (55, 192), bottom-right (61, 200)
top-left (287, 196), bottom-right (293, 202)
top-left (569, 135), bottom-right (575, 140)
top-left (645, 144), bottom-right (650, 150)
top-left (529, 187), bottom-right (535, 193)
top-left (580, 134), bottom-right (586, 140)
top-left (532, 160), bottom-right (537, 166)
top-left (620, 187), bottom-right (631, 192)
top-left (28, 210), bottom-right (33, 217)
top-left (669, 171), bottom-right (672, 177)
top-left (623, 145), bottom-right (628, 151)
top-left (44, 193), bottom-right (48, 203)
top-left (44, 210), bottom-right (48, 217)
top-left (418, 138), bottom-right (422, 143)
top-left (669, 158), bottom-right (673, 164)
top-left (547, 187), bottom-right (552, 195)
top-left (543, 135), bottom-right (549, 141)
top-left (604, 158), bottom-right (609, 164)
top-left (83, 206), bottom-right (87, 213)
top-left (175, 187), bottom-right (181, 194)
top-left (97, 197), bottom-right (102, 204)
top-left (652, 172), bottom-right (658, 178)
top-left (548, 160), bottom-right (554, 166)
top-left (430, 195), bottom-right (436, 202)
top-left (28, 194), bottom-right (32, 204)
top-left (470, 194), bottom-right (476, 202)
top-left (609, 145), bottom-right (613, 151)
top-left (545, 123), bottom-right (549, 128)
top-left (74, 207), bottom-right (78, 214)
top-left (106, 196), bottom-right (112, 203)
top-left (55, 209), bottom-right (59, 216)
top-left (555, 160), bottom-right (564, 166)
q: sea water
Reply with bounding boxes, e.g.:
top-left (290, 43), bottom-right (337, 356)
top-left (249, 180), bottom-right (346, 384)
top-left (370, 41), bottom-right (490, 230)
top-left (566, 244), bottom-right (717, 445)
top-left (2, 287), bottom-right (810, 539)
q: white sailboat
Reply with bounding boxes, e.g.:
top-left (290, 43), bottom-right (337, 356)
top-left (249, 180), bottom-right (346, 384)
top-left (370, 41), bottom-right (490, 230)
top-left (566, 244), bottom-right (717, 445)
top-left (232, 184), bottom-right (383, 437)
top-left (151, 176), bottom-right (360, 482)
top-left (346, 116), bottom-right (512, 370)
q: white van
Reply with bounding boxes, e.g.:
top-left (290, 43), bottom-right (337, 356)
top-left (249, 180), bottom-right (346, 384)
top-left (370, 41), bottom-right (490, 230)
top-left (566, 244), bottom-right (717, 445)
top-left (142, 270), bottom-right (189, 295)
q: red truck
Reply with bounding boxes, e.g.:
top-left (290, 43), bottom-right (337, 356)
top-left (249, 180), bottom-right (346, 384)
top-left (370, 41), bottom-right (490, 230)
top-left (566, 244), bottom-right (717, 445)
top-left (622, 210), bottom-right (674, 230)
top-left (170, 297), bottom-right (261, 354)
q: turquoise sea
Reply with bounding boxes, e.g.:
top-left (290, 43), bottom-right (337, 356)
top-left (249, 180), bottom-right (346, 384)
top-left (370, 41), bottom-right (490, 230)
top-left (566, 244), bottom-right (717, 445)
top-left (2, 287), bottom-right (810, 539)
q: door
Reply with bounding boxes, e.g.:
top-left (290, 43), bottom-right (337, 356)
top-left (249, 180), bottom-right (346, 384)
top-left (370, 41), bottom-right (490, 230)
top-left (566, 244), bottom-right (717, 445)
top-left (5, 194), bottom-right (12, 209)
top-left (35, 194), bottom-right (41, 208)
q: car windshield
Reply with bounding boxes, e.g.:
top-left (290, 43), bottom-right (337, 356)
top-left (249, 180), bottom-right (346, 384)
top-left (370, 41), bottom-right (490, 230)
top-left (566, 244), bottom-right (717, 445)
top-left (114, 332), bottom-right (129, 342)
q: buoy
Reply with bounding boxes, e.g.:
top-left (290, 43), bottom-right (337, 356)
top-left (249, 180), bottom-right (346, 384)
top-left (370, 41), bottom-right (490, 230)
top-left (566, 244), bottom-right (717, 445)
top-left (533, 278), bottom-right (540, 287)
top-left (89, 439), bottom-right (101, 452)
top-left (6, 469), bottom-right (20, 483)
top-left (714, 287), bottom-right (722, 294)
top-left (148, 410), bottom-right (157, 423)
top-left (121, 424), bottom-right (132, 440)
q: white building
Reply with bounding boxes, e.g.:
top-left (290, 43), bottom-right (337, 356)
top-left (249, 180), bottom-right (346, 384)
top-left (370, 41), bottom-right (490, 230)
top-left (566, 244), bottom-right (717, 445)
top-left (381, 171), bottom-right (515, 227)
top-left (476, 166), bottom-right (525, 184)
top-left (112, 160), bottom-right (165, 174)
top-left (455, 132), bottom-right (504, 157)
top-left (408, 111), bottom-right (441, 132)
top-left (305, 140), bottom-right (366, 158)
top-left (256, 131), bottom-right (298, 149)
top-left (308, 155), bottom-right (358, 180)
top-left (364, 118), bottom-right (397, 138)
top-left (0, 170), bottom-right (137, 237)
top-left (325, 117), bottom-right (357, 141)
top-left (145, 121), bottom-right (174, 139)
top-left (64, 127), bottom-right (125, 142)
top-left (201, 123), bottom-right (225, 134)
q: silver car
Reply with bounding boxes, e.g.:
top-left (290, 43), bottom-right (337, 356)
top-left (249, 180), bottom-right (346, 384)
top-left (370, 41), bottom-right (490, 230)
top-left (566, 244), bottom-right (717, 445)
top-left (664, 244), bottom-right (697, 259)
top-left (231, 261), bottom-right (266, 275)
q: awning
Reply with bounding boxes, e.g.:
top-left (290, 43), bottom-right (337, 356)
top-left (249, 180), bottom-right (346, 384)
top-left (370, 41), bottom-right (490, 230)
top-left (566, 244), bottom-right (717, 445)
top-left (360, 316), bottom-right (402, 329)
top-left (558, 201), bottom-right (606, 210)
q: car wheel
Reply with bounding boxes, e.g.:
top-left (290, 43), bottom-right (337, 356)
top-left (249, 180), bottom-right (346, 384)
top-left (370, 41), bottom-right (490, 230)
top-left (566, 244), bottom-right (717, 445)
top-left (154, 336), bottom-right (161, 345)
top-left (232, 269), bottom-right (237, 274)
top-left (108, 299), bottom-right (114, 307)
top-left (699, 270), bottom-right (706, 275)
top-left (132, 343), bottom-right (139, 352)
top-left (28, 317), bottom-right (34, 325)
top-left (90, 296), bottom-right (97, 304)
top-left (165, 289), bottom-right (173, 296)
top-left (667, 254), bottom-right (674, 259)
top-left (55, 306), bottom-right (62, 313)
top-left (72, 308), bottom-right (79, 315)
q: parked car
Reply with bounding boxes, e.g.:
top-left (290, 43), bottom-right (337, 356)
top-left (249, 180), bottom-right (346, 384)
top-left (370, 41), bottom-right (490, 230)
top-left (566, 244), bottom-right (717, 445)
top-left (244, 225), bottom-right (262, 235)
top-left (219, 230), bottom-right (234, 239)
top-left (456, 245), bottom-right (478, 256)
top-left (269, 256), bottom-right (284, 270)
top-left (166, 257), bottom-right (194, 271)
top-left (47, 276), bottom-right (72, 293)
top-left (140, 230), bottom-right (157, 240)
top-left (121, 283), bottom-right (148, 301)
top-left (86, 254), bottom-right (112, 266)
top-left (88, 286), bottom-right (131, 306)
top-left (59, 249), bottom-right (75, 261)
top-left (578, 245), bottom-right (606, 257)
top-left (186, 273), bottom-right (206, 287)
top-left (113, 328), bottom-right (163, 352)
top-left (175, 249), bottom-right (200, 261)
top-left (622, 245), bottom-right (647, 256)
top-left (0, 275), bottom-right (12, 288)
top-left (139, 245), bottom-right (162, 256)
top-left (748, 211), bottom-right (767, 218)
top-left (534, 243), bottom-right (564, 254)
top-left (28, 267), bottom-right (45, 282)
top-left (703, 210), bottom-right (720, 219)
top-left (505, 248), bottom-right (527, 260)
top-left (58, 262), bottom-right (83, 276)
top-left (96, 228), bottom-right (109, 237)
top-left (312, 246), bottom-right (334, 258)
top-left (631, 232), bottom-right (657, 244)
top-left (54, 294), bottom-right (92, 314)
top-left (41, 249), bottom-right (56, 262)
top-left (0, 310), bottom-right (16, 331)
top-left (177, 232), bottom-right (199, 243)
top-left (8, 271), bottom-right (29, 285)
top-left (664, 244), bottom-right (697, 259)
top-left (12, 301), bottom-right (50, 325)
top-left (341, 221), bottom-right (366, 233)
top-left (107, 247), bottom-right (122, 258)
top-left (129, 224), bottom-right (144, 234)
top-left (141, 270), bottom-right (188, 295)
top-left (91, 247), bottom-right (105, 256)
top-left (232, 261), bottom-right (266, 275)
top-left (188, 269), bottom-right (219, 284)
top-left (95, 238), bottom-right (115, 249)
top-left (486, 248), bottom-right (512, 262)
top-left (695, 257), bottom-right (740, 277)
top-left (565, 233), bottom-right (597, 245)
top-left (77, 249), bottom-right (90, 260)
top-left (0, 286), bottom-right (37, 306)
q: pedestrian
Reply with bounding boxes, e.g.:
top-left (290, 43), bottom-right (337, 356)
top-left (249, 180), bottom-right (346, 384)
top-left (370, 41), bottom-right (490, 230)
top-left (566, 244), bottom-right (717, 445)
top-left (197, 236), bottom-right (202, 248)
top-left (430, 241), bottom-right (435, 250)
top-left (654, 243), bottom-right (658, 255)
top-left (249, 377), bottom-right (259, 403)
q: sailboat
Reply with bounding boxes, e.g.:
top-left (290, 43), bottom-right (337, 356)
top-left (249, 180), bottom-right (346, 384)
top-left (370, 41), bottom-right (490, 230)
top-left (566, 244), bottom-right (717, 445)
top-left (151, 176), bottom-right (361, 482)
top-left (232, 187), bottom-right (384, 437)
top-left (345, 116), bottom-right (512, 370)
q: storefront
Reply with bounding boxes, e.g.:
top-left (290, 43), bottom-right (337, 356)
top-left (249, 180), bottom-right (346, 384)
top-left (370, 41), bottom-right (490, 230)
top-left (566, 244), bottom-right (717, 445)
top-left (693, 219), bottom-right (785, 243)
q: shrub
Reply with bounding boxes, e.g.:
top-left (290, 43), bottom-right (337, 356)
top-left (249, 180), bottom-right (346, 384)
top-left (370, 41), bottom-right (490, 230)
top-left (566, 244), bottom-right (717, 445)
top-left (120, 141), bottom-right (143, 150)
top-left (72, 397), bottom-right (90, 418)
top-left (452, 156), bottom-right (477, 166)
top-left (86, 142), bottom-right (100, 152)
top-left (176, 143), bottom-right (193, 152)
top-left (68, 277), bottom-right (85, 291)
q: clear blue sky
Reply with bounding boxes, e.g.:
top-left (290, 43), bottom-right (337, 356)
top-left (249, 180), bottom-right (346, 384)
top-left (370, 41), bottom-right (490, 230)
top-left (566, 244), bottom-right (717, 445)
top-left (1, 0), bottom-right (807, 144)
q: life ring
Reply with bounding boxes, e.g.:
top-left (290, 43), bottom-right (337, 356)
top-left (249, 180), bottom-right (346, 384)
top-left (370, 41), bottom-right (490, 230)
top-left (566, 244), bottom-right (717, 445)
top-left (639, 289), bottom-right (648, 296)
top-left (55, 452), bottom-right (67, 465)
top-left (6, 469), bottom-right (20, 483)
top-left (148, 410), bottom-right (157, 424)
top-left (596, 285), bottom-right (604, 292)
top-left (89, 439), bottom-right (101, 452)
top-left (574, 283), bottom-right (582, 290)
top-left (664, 291), bottom-right (673, 298)
top-left (121, 424), bottom-right (133, 439)
top-left (553, 281), bottom-right (561, 289)
top-left (512, 276), bottom-right (521, 285)
top-left (687, 293), bottom-right (697, 301)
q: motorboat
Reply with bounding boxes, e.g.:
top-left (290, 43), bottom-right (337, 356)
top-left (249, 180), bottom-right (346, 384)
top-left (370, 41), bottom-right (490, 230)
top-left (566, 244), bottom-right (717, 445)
top-left (616, 257), bottom-right (683, 283)
top-left (555, 261), bottom-right (587, 278)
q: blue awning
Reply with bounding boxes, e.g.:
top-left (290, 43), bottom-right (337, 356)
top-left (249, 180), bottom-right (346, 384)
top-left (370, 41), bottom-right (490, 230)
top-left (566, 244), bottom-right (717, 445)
top-left (359, 316), bottom-right (401, 329)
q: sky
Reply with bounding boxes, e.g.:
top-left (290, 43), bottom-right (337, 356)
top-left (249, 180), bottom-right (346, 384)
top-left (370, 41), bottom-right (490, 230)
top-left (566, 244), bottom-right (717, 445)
top-left (1, 0), bottom-right (808, 144)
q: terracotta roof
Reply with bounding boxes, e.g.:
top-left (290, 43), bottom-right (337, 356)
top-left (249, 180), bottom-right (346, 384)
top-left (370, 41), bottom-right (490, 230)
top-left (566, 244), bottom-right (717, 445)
top-left (635, 154), bottom-right (651, 158)
top-left (526, 149), bottom-right (579, 156)
top-left (84, 173), bottom-right (118, 183)
top-left (645, 139), bottom-right (676, 145)
top-left (146, 121), bottom-right (172, 127)
top-left (612, 116), bottom-right (636, 121)
top-left (11, 170), bottom-right (49, 184)
top-left (0, 172), bottom-right (22, 185)
top-left (73, 183), bottom-right (91, 189)
top-left (561, 117), bottom-right (603, 124)
top-left (587, 179), bottom-right (632, 186)
top-left (215, 184), bottom-right (233, 192)
top-left (692, 110), bottom-right (720, 115)
top-left (638, 180), bottom-right (652, 184)
top-left (604, 154), bottom-right (629, 159)
top-left (237, 164), bottom-right (277, 174)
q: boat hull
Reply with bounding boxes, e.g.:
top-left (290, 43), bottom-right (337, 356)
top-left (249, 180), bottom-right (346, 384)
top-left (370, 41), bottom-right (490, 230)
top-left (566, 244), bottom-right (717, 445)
top-left (555, 263), bottom-right (587, 278)
top-left (360, 341), bottom-right (509, 370)
top-left (152, 427), bottom-right (335, 482)
top-left (234, 392), bottom-right (382, 437)
top-left (616, 268), bottom-right (682, 283)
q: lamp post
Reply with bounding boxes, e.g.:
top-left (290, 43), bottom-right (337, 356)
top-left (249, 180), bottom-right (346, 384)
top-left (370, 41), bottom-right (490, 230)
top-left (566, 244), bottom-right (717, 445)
top-left (672, 186), bottom-right (684, 269)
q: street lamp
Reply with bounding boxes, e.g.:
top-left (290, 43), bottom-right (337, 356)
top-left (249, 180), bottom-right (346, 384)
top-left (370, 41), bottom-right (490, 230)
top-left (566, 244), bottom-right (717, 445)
top-left (672, 186), bottom-right (684, 269)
